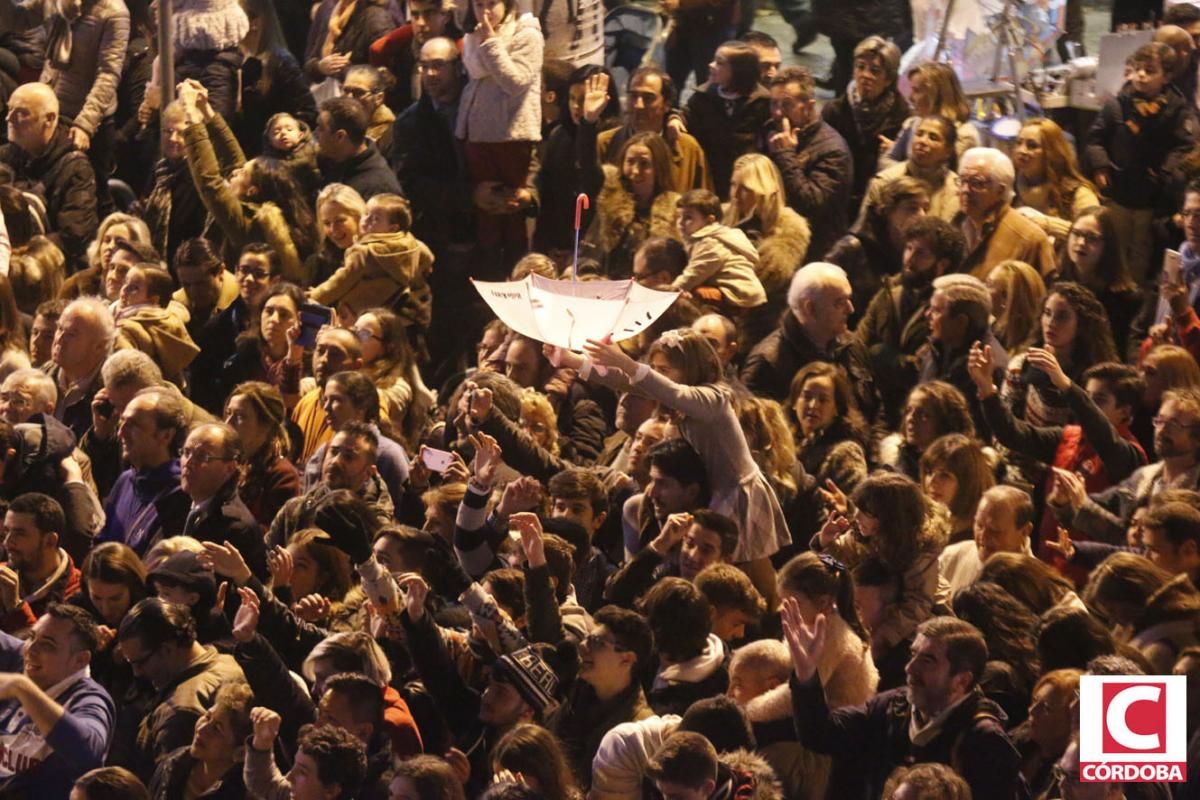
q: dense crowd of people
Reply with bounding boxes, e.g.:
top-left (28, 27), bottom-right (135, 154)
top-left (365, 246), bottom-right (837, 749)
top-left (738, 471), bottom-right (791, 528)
top-left (1, 0), bottom-right (1200, 798)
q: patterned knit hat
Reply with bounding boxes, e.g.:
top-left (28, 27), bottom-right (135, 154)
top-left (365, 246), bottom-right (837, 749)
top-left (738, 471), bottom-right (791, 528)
top-left (492, 647), bottom-right (560, 714)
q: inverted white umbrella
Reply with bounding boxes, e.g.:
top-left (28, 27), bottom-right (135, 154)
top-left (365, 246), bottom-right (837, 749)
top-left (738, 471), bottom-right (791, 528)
top-left (472, 273), bottom-right (680, 352)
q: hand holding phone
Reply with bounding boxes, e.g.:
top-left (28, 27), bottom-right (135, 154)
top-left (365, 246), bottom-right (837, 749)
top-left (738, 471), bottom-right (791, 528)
top-left (420, 446), bottom-right (456, 473)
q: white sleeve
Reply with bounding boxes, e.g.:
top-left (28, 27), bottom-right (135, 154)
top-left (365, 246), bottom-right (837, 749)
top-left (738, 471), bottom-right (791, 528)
top-left (589, 715), bottom-right (680, 800)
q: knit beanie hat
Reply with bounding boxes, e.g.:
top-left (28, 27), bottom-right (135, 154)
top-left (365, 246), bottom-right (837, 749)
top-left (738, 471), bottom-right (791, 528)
top-left (492, 647), bottom-right (560, 714)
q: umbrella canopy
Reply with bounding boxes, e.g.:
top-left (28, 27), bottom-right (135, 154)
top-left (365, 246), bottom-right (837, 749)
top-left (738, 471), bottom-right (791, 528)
top-left (472, 274), bottom-right (680, 351)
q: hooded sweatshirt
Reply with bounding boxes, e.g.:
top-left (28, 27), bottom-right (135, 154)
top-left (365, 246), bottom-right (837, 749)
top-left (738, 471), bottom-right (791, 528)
top-left (673, 222), bottom-right (767, 309)
top-left (308, 230), bottom-right (435, 326)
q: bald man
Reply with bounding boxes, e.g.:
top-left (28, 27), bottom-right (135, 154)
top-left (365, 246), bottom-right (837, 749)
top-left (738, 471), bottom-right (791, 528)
top-left (0, 83), bottom-right (97, 265)
top-left (1156, 24), bottom-right (1199, 105)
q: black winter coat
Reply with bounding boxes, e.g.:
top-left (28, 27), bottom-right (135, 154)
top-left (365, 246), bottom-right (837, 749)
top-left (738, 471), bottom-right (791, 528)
top-left (820, 87), bottom-right (910, 207)
top-left (685, 82), bottom-right (772, 199)
top-left (235, 48), bottom-right (319, 157)
top-left (304, 0), bottom-right (397, 83)
top-left (0, 123), bottom-right (98, 265)
top-left (391, 93), bottom-right (475, 249)
top-left (791, 676), bottom-right (1026, 800)
top-left (319, 141), bottom-right (403, 200)
top-left (765, 118), bottom-right (853, 260)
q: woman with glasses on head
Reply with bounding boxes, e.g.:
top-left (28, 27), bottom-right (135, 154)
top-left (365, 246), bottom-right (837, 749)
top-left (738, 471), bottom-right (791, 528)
top-left (353, 308), bottom-right (434, 451)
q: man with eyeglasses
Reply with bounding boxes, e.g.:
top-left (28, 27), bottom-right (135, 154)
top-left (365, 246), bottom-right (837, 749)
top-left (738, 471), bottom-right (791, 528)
top-left (115, 598), bottom-right (244, 783)
top-left (0, 604), bottom-right (114, 798)
top-left (956, 147), bottom-right (1055, 280)
top-left (176, 423), bottom-right (266, 580)
top-left (368, 0), bottom-right (463, 111)
top-left (191, 243), bottom-right (281, 414)
top-left (1050, 388), bottom-right (1200, 545)
top-left (342, 65), bottom-right (395, 156)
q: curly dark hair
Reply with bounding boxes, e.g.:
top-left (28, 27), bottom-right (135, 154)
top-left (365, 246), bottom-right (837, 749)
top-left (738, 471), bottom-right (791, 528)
top-left (1034, 281), bottom-right (1118, 372)
top-left (296, 724), bottom-right (367, 800)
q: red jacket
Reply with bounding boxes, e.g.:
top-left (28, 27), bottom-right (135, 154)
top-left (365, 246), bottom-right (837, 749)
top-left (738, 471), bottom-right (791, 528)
top-left (0, 551), bottom-right (81, 634)
top-left (383, 684), bottom-right (424, 757)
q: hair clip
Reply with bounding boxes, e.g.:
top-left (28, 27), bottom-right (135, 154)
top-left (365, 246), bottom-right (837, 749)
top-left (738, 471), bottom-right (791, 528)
top-left (817, 552), bottom-right (847, 575)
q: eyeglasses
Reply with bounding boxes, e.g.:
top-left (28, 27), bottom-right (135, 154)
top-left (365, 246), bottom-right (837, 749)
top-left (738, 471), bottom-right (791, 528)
top-left (961, 175), bottom-right (996, 191)
top-left (0, 393), bottom-right (30, 408)
top-left (354, 328), bottom-right (383, 343)
top-left (1068, 228), bottom-right (1103, 245)
top-left (125, 644), bottom-right (160, 669)
top-left (584, 632), bottom-right (628, 652)
top-left (180, 447), bottom-right (236, 465)
top-left (236, 265), bottom-right (271, 280)
top-left (342, 85), bottom-right (375, 99)
top-left (1153, 416), bottom-right (1200, 435)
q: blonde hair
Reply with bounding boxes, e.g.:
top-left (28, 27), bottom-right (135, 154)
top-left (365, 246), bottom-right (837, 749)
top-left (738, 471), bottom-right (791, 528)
top-left (89, 213), bottom-right (152, 271)
top-left (143, 536), bottom-right (206, 573)
top-left (907, 61), bottom-right (970, 122)
top-left (729, 638), bottom-right (791, 683)
top-left (987, 260), bottom-right (1046, 353)
top-left (735, 394), bottom-right (797, 493)
top-left (1144, 345), bottom-right (1200, 390)
top-left (315, 183), bottom-right (367, 245)
top-left (724, 153), bottom-right (787, 234)
top-left (519, 387), bottom-right (560, 456)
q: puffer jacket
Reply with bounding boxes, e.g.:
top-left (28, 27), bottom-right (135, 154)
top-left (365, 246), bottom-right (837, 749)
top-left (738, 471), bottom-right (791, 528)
top-left (308, 230), bottom-right (434, 325)
top-left (0, 0), bottom-right (129, 136)
top-left (674, 222), bottom-right (767, 309)
top-left (0, 122), bottom-right (97, 265)
top-left (456, 16), bottom-right (543, 143)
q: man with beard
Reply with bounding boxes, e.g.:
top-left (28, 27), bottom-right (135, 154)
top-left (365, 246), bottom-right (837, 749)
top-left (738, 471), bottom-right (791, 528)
top-left (784, 610), bottom-right (1023, 800)
top-left (0, 493), bottom-right (80, 634)
top-left (597, 67), bottom-right (711, 194)
top-left (856, 217), bottom-right (964, 426)
top-left (1050, 388), bottom-right (1200, 544)
top-left (267, 422), bottom-right (394, 549)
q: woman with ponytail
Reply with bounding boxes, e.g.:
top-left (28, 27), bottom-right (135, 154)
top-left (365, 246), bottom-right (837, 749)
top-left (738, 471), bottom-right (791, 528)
top-left (739, 551), bottom-right (877, 800)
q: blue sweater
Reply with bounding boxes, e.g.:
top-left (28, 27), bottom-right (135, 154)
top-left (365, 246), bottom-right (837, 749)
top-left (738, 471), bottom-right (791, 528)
top-left (0, 674), bottom-right (115, 797)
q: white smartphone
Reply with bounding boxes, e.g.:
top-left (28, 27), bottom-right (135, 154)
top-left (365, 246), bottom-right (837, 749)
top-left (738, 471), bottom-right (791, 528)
top-left (420, 447), bottom-right (456, 473)
top-left (1163, 249), bottom-right (1183, 286)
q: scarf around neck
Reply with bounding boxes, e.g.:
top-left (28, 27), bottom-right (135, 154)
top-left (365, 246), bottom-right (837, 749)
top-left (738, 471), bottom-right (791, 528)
top-left (47, 0), bottom-right (84, 69)
top-left (322, 0), bottom-right (359, 57)
top-left (848, 82), bottom-right (897, 139)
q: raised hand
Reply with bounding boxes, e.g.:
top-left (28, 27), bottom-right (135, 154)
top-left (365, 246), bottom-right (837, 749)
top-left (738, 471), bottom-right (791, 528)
top-left (232, 586), bottom-right (260, 643)
top-left (467, 386), bottom-right (494, 426)
top-left (293, 593), bottom-right (332, 623)
top-left (398, 573), bottom-right (430, 622)
top-left (1025, 346), bottom-right (1071, 391)
top-left (816, 511), bottom-right (853, 548)
top-left (651, 511), bottom-right (692, 556)
top-left (967, 341), bottom-right (997, 398)
top-left (768, 117), bottom-right (798, 153)
top-left (250, 707), bottom-right (282, 751)
top-left (443, 452), bottom-right (471, 484)
top-left (817, 479), bottom-right (848, 517)
top-left (91, 388), bottom-right (119, 441)
top-left (780, 595), bottom-right (827, 682)
top-left (0, 566), bottom-right (22, 612)
top-left (583, 337), bottom-right (638, 378)
top-left (509, 512), bottom-right (546, 567)
top-left (1043, 526), bottom-right (1076, 561)
top-left (497, 475), bottom-right (544, 517)
top-left (267, 545), bottom-right (293, 588)
top-left (1048, 467), bottom-right (1088, 512)
top-left (469, 432), bottom-right (503, 487)
top-left (202, 541), bottom-right (253, 586)
top-left (581, 72), bottom-right (611, 124)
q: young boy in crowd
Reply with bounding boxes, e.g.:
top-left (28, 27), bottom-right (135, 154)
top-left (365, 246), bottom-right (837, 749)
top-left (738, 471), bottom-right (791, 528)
top-left (1085, 42), bottom-right (1195, 284)
top-left (672, 189), bottom-right (766, 311)
top-left (114, 264), bottom-right (200, 383)
top-left (309, 193), bottom-right (435, 347)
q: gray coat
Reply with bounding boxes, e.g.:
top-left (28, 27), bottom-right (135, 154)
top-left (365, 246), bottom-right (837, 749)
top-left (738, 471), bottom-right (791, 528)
top-left (455, 17), bottom-right (543, 143)
top-left (0, 0), bottom-right (130, 135)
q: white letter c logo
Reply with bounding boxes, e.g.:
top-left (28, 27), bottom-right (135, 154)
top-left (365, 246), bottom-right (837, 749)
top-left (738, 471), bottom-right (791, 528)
top-left (1107, 685), bottom-right (1161, 750)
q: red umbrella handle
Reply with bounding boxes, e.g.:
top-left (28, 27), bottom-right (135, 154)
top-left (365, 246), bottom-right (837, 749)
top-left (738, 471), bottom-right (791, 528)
top-left (574, 193), bottom-right (590, 230)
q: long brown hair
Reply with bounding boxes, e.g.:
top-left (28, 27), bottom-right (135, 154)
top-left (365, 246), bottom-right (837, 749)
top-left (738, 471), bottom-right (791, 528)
top-left (618, 133), bottom-right (675, 199)
top-left (491, 724), bottom-right (583, 800)
top-left (1018, 119), bottom-right (1096, 214)
top-left (777, 551), bottom-right (869, 642)
top-left (851, 472), bottom-right (933, 572)
top-left (1084, 552), bottom-right (1200, 630)
top-left (1057, 206), bottom-right (1136, 294)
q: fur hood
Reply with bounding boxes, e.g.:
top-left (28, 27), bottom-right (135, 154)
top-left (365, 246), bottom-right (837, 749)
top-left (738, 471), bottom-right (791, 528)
top-left (755, 207), bottom-right (812, 295)
top-left (591, 164), bottom-right (680, 255)
top-left (743, 615), bottom-right (878, 725)
top-left (719, 749), bottom-right (784, 800)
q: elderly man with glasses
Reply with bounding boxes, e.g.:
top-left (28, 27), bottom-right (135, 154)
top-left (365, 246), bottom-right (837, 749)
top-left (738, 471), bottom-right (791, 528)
top-left (956, 147), bottom-right (1056, 280)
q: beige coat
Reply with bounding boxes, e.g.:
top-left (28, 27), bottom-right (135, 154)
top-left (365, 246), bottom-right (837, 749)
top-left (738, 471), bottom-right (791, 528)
top-left (674, 222), bottom-right (766, 308)
top-left (309, 230), bottom-right (435, 323)
top-left (960, 202), bottom-right (1057, 278)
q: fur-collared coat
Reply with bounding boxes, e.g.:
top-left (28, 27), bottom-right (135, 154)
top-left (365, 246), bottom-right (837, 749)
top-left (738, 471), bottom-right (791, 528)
top-left (745, 615), bottom-right (878, 800)
top-left (585, 165), bottom-right (681, 278)
top-left (754, 207), bottom-right (812, 297)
